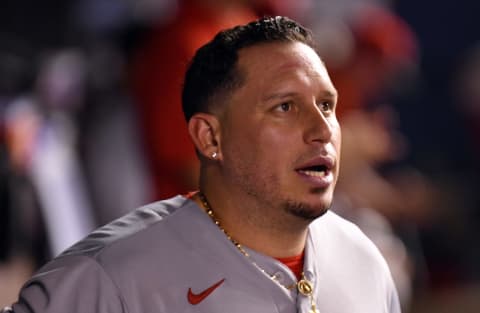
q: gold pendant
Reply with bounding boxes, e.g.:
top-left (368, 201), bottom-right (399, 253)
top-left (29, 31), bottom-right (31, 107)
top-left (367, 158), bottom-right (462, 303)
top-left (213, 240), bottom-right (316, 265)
top-left (297, 277), bottom-right (313, 296)
top-left (297, 275), bottom-right (318, 313)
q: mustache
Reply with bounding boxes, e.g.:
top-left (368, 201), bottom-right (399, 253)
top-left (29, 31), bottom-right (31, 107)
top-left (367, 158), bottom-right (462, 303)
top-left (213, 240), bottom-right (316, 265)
top-left (293, 148), bottom-right (337, 168)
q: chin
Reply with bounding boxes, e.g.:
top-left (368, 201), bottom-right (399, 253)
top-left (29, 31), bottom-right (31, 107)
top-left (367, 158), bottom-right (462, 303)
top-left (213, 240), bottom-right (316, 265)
top-left (284, 200), bottom-right (331, 222)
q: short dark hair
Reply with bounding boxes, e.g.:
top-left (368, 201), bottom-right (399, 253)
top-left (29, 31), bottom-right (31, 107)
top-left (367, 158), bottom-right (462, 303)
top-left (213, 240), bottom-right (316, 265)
top-left (182, 16), bottom-right (316, 121)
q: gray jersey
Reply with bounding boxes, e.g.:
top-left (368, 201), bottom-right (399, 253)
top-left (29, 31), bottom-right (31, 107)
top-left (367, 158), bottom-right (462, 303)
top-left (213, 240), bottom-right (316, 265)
top-left (11, 196), bottom-right (401, 313)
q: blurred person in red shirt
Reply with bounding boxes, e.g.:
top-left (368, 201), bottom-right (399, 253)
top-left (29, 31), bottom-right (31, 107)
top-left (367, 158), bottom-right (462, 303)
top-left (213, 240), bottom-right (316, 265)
top-left (130, 0), bottom-right (258, 200)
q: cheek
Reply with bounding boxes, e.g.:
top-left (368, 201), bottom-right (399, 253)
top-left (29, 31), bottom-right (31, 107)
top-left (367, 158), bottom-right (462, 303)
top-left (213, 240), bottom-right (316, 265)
top-left (260, 126), bottom-right (291, 146)
top-left (221, 125), bottom-right (258, 165)
top-left (226, 126), bottom-right (290, 170)
top-left (254, 127), bottom-right (303, 168)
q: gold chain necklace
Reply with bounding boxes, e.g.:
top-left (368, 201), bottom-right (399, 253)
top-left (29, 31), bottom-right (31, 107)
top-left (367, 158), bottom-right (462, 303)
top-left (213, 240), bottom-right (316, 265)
top-left (198, 193), bottom-right (319, 313)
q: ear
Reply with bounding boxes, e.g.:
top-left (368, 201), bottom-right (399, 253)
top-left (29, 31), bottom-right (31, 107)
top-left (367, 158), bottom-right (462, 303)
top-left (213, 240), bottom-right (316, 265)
top-left (188, 113), bottom-right (222, 160)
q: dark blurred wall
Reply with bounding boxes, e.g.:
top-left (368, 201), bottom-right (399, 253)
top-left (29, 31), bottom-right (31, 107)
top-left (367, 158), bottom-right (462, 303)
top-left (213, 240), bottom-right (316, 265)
top-left (394, 0), bottom-right (480, 286)
top-left (0, 0), bottom-right (74, 49)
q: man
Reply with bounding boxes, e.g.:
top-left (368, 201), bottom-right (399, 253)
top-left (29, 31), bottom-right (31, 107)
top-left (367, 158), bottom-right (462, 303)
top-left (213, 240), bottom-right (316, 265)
top-left (6, 16), bottom-right (400, 313)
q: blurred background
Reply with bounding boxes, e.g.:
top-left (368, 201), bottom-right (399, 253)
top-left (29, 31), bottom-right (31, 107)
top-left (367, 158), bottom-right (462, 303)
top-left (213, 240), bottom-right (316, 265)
top-left (0, 0), bottom-right (478, 312)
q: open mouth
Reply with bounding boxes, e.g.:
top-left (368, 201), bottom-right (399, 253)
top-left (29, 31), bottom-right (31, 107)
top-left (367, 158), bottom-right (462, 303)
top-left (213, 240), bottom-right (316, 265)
top-left (295, 155), bottom-right (335, 185)
top-left (297, 165), bottom-right (329, 178)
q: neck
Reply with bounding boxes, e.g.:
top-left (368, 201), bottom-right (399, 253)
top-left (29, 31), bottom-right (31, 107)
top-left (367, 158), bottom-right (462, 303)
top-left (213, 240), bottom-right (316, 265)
top-left (192, 184), bottom-right (309, 258)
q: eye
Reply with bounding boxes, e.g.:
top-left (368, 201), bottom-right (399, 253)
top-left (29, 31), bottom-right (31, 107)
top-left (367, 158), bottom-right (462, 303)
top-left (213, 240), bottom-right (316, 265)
top-left (275, 101), bottom-right (293, 113)
top-left (318, 101), bottom-right (333, 113)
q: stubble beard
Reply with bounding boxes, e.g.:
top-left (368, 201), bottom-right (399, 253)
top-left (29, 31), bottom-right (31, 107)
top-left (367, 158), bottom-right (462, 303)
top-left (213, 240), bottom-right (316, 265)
top-left (225, 153), bottom-right (332, 229)
top-left (283, 199), bottom-right (331, 222)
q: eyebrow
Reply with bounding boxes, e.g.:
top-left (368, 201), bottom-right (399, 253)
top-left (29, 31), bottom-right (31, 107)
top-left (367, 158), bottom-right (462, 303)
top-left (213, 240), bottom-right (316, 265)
top-left (320, 90), bottom-right (338, 99)
top-left (262, 91), bottom-right (297, 102)
top-left (262, 89), bottom-right (338, 102)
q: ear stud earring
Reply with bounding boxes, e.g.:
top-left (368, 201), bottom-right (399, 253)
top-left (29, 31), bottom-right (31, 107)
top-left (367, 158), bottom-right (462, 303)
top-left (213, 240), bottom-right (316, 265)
top-left (212, 152), bottom-right (218, 159)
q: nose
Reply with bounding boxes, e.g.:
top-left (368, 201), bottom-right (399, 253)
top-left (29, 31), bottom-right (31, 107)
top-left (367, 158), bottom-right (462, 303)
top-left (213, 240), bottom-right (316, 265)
top-left (303, 105), bottom-right (335, 144)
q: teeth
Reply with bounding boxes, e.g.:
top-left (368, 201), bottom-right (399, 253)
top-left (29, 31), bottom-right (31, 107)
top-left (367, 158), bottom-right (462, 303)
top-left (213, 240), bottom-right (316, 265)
top-left (300, 170), bottom-right (326, 178)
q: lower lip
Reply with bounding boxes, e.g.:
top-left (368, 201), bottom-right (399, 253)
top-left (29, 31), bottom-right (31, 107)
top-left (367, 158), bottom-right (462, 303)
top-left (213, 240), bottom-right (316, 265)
top-left (296, 170), bottom-right (334, 188)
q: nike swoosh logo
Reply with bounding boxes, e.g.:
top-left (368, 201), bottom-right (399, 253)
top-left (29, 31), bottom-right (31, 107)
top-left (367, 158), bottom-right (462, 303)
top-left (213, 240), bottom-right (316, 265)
top-left (187, 278), bottom-right (225, 305)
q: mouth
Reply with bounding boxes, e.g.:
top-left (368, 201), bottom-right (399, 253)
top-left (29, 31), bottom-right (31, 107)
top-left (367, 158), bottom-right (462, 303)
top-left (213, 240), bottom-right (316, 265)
top-left (295, 156), bottom-right (335, 187)
top-left (297, 165), bottom-right (329, 178)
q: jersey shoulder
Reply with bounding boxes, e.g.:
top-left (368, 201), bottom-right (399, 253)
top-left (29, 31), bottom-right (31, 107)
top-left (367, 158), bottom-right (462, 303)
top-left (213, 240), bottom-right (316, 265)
top-left (310, 210), bottom-right (391, 270)
top-left (59, 195), bottom-right (190, 259)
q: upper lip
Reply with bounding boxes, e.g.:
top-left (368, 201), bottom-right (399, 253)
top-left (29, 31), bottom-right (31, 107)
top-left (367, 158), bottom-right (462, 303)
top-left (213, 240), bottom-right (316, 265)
top-left (295, 155), bottom-right (335, 172)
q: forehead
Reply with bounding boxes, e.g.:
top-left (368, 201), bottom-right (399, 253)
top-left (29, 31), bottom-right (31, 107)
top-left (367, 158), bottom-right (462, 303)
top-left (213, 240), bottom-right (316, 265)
top-left (235, 41), bottom-right (334, 93)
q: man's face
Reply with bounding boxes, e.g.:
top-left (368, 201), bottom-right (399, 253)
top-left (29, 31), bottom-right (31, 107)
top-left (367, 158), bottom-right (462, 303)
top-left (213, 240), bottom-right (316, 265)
top-left (217, 41), bottom-right (341, 222)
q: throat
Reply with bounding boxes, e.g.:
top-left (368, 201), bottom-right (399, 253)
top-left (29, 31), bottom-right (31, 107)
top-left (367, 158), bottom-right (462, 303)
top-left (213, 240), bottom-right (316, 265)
top-left (276, 251), bottom-right (305, 281)
top-left (196, 191), bottom-right (308, 257)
